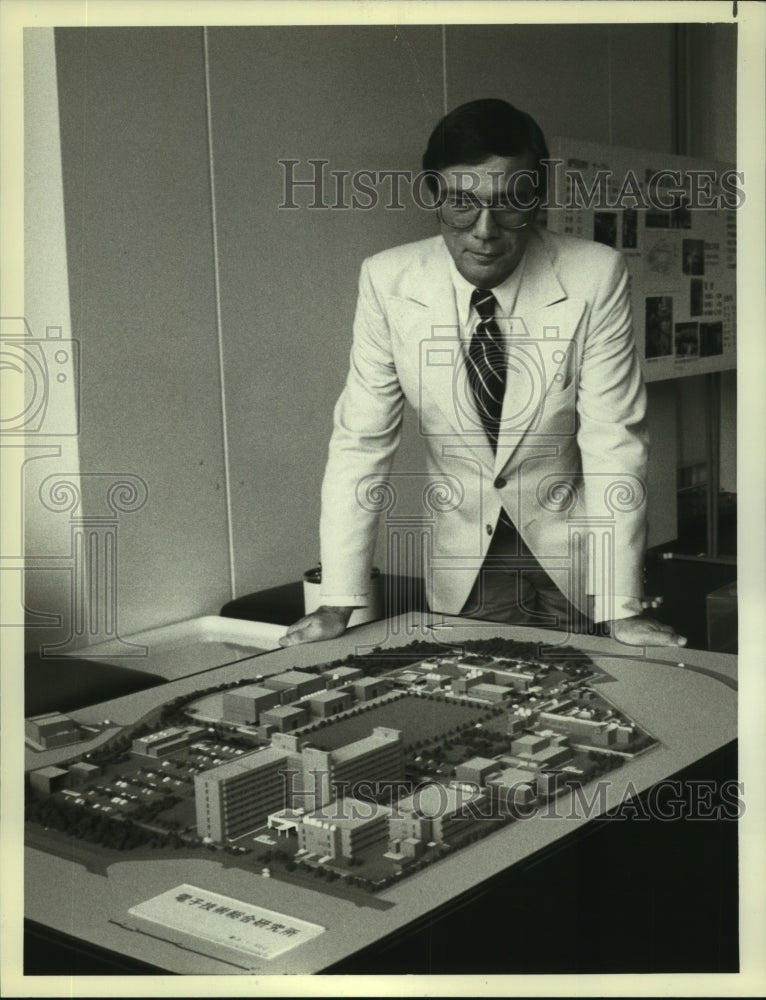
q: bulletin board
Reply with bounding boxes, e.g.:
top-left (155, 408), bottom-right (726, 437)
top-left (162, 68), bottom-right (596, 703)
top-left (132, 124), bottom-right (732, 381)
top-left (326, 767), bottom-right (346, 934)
top-left (546, 139), bottom-right (737, 382)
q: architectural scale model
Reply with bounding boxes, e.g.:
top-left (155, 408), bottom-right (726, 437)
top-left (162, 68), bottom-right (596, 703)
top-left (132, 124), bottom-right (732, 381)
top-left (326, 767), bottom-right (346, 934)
top-left (26, 637), bottom-right (657, 898)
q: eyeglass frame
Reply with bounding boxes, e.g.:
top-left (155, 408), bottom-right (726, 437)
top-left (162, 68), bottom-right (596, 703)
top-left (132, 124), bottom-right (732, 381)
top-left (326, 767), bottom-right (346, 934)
top-left (436, 192), bottom-right (534, 231)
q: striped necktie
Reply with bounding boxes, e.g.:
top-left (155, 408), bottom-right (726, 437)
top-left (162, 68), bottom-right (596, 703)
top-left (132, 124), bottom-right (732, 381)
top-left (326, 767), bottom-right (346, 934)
top-left (467, 288), bottom-right (505, 452)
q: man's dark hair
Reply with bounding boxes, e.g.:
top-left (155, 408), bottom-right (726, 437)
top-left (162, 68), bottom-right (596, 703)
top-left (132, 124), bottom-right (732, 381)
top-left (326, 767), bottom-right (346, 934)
top-left (422, 98), bottom-right (549, 199)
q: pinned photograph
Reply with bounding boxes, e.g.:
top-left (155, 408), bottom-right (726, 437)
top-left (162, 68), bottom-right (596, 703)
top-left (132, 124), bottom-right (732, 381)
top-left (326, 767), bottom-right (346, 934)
top-left (593, 211), bottom-right (617, 247)
top-left (621, 208), bottom-right (637, 249)
top-left (674, 321), bottom-right (700, 357)
top-left (700, 320), bottom-right (724, 357)
top-left (690, 277), bottom-right (704, 316)
top-left (645, 296), bottom-right (673, 358)
top-left (645, 208), bottom-right (670, 229)
top-left (682, 238), bottom-right (705, 275)
top-left (668, 193), bottom-right (692, 229)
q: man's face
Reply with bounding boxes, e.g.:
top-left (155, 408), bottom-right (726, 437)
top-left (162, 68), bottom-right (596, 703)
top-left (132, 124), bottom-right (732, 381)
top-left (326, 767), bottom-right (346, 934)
top-left (437, 153), bottom-right (537, 288)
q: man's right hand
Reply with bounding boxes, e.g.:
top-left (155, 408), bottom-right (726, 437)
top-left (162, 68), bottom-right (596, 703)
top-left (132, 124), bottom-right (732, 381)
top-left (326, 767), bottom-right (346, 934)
top-left (278, 606), bottom-right (355, 647)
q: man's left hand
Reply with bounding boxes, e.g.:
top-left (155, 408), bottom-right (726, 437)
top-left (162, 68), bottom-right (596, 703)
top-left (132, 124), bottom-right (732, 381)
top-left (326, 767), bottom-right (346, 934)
top-left (608, 615), bottom-right (687, 647)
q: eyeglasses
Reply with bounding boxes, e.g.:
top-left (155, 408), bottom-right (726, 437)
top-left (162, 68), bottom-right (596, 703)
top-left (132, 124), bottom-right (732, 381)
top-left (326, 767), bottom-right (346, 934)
top-left (438, 193), bottom-right (532, 231)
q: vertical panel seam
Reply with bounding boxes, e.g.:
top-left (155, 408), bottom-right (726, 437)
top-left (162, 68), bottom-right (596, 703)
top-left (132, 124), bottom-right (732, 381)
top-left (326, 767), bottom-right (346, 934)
top-left (442, 25), bottom-right (448, 115)
top-left (607, 26), bottom-right (613, 145)
top-left (203, 26), bottom-right (237, 601)
top-left (672, 24), bottom-right (690, 156)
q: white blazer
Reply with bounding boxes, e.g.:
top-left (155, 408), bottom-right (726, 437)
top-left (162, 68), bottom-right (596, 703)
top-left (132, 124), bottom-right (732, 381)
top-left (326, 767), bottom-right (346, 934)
top-left (319, 225), bottom-right (648, 622)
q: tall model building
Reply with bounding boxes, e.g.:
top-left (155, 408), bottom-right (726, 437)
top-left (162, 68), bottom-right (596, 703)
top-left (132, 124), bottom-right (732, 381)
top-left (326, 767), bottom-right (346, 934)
top-left (194, 727), bottom-right (404, 842)
top-left (300, 726), bottom-right (405, 809)
top-left (195, 745), bottom-right (300, 841)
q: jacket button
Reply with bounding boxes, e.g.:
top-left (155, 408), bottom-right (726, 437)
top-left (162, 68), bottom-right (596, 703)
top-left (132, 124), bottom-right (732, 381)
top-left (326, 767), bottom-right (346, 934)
top-left (486, 524), bottom-right (493, 536)
top-left (494, 476), bottom-right (507, 489)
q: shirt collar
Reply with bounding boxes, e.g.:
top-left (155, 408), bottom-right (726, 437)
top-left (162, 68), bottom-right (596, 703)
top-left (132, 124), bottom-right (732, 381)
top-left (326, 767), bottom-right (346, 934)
top-left (449, 252), bottom-right (528, 328)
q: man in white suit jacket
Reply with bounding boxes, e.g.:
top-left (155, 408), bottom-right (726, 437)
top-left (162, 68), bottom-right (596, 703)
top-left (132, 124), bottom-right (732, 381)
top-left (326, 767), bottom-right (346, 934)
top-left (282, 99), bottom-right (685, 648)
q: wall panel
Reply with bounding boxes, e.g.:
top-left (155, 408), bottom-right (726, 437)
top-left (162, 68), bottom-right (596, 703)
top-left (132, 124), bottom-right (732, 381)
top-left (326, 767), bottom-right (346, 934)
top-left (446, 24), bottom-right (615, 146)
top-left (55, 27), bottom-right (231, 640)
top-left (208, 26), bottom-right (443, 595)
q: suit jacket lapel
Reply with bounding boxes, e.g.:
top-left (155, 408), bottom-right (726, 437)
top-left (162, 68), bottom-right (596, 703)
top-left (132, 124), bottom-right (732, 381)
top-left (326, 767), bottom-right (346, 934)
top-left (385, 231), bottom-right (585, 476)
top-left (494, 228), bottom-right (584, 474)
top-left (386, 240), bottom-right (495, 470)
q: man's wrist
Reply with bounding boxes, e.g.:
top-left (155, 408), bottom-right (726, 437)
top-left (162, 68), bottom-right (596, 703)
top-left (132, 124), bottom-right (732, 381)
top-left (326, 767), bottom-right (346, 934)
top-left (317, 605), bottom-right (356, 622)
top-left (604, 613), bottom-right (642, 634)
top-left (592, 595), bottom-right (644, 624)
